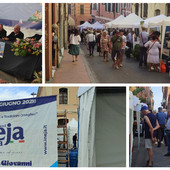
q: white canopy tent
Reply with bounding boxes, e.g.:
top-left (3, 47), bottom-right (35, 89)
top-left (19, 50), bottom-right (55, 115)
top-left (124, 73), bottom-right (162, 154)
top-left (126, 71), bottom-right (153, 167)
top-left (133, 14), bottom-right (166, 28)
top-left (92, 21), bottom-right (105, 30)
top-left (148, 16), bottom-right (170, 61)
top-left (78, 87), bottom-right (126, 167)
top-left (67, 118), bottom-right (78, 149)
top-left (78, 21), bottom-right (93, 31)
top-left (114, 13), bottom-right (143, 28)
top-left (104, 15), bottom-right (125, 28)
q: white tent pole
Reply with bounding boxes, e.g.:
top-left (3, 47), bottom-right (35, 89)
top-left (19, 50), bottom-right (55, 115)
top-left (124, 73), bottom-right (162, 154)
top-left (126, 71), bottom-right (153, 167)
top-left (137, 111), bottom-right (140, 150)
top-left (160, 25), bottom-right (166, 70)
top-left (129, 108), bottom-right (134, 167)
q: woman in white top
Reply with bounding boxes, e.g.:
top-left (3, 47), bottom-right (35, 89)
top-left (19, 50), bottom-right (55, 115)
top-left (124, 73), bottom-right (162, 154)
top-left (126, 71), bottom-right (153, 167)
top-left (144, 35), bottom-right (161, 72)
top-left (69, 29), bottom-right (81, 62)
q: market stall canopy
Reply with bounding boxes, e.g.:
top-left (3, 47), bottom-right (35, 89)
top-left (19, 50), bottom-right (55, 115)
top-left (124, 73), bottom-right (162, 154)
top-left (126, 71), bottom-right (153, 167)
top-left (105, 15), bottom-right (125, 28)
top-left (115, 13), bottom-right (143, 28)
top-left (78, 21), bottom-right (93, 29)
top-left (67, 118), bottom-right (78, 149)
top-left (133, 14), bottom-right (166, 28)
top-left (68, 15), bottom-right (75, 26)
top-left (67, 118), bottom-right (78, 128)
top-left (148, 16), bottom-right (168, 27)
top-left (147, 17), bottom-right (170, 61)
top-left (161, 16), bottom-right (170, 26)
top-left (111, 15), bottom-right (125, 28)
top-left (92, 21), bottom-right (105, 30)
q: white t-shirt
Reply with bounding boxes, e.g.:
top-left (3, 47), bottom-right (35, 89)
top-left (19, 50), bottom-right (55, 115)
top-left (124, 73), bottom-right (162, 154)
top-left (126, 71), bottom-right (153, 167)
top-left (122, 35), bottom-right (127, 49)
top-left (70, 34), bottom-right (81, 45)
top-left (87, 33), bottom-right (95, 43)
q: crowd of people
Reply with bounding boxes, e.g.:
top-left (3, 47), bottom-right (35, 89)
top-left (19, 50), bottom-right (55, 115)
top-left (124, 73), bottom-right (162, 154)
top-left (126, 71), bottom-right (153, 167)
top-left (68, 26), bottom-right (162, 71)
top-left (140, 106), bottom-right (170, 167)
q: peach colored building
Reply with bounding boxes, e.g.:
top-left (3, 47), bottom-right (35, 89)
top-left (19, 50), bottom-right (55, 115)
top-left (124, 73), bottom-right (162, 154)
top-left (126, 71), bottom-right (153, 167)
top-left (37, 87), bottom-right (79, 123)
top-left (68, 3), bottom-right (91, 27)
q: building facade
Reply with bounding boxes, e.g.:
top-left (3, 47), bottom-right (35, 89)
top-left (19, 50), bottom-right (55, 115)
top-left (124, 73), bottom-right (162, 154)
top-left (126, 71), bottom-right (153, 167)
top-left (45, 3), bottom-right (69, 81)
top-left (132, 3), bottom-right (170, 19)
top-left (68, 3), bottom-right (91, 27)
top-left (130, 87), bottom-right (154, 110)
top-left (91, 3), bottom-right (132, 23)
top-left (162, 87), bottom-right (170, 108)
top-left (37, 87), bottom-right (79, 123)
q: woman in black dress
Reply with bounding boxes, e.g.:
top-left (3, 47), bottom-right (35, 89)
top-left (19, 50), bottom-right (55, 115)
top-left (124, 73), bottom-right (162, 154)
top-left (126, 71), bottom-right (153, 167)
top-left (96, 30), bottom-right (102, 56)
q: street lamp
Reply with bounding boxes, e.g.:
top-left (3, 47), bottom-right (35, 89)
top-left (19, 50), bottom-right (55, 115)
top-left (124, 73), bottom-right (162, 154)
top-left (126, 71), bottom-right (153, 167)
top-left (31, 92), bottom-right (37, 98)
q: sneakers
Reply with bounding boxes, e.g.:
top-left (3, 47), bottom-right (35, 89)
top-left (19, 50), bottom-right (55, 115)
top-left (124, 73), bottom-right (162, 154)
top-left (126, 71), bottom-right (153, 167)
top-left (164, 153), bottom-right (170, 156)
top-left (115, 66), bottom-right (119, 70)
top-left (145, 160), bottom-right (153, 167)
top-left (119, 64), bottom-right (123, 67)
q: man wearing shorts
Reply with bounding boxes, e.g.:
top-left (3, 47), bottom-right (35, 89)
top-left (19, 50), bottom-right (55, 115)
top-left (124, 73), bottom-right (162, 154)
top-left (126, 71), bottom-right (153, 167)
top-left (110, 30), bottom-right (123, 69)
top-left (141, 106), bottom-right (160, 167)
top-left (119, 29), bottom-right (127, 67)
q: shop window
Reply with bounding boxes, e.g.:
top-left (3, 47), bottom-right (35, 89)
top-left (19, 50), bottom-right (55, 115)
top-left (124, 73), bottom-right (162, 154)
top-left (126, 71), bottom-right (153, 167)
top-left (59, 88), bottom-right (68, 104)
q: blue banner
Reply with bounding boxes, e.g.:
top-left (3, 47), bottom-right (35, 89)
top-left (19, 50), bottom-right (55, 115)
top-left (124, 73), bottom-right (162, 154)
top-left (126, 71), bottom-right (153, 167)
top-left (0, 96), bottom-right (56, 112)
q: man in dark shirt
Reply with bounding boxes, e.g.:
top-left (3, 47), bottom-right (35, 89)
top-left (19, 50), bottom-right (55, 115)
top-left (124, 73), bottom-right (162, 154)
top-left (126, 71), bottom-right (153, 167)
top-left (0, 24), bottom-right (7, 39)
top-left (141, 106), bottom-right (160, 167)
top-left (3, 25), bottom-right (24, 42)
top-left (110, 30), bottom-right (123, 70)
top-left (156, 107), bottom-right (167, 147)
top-left (73, 133), bottom-right (77, 148)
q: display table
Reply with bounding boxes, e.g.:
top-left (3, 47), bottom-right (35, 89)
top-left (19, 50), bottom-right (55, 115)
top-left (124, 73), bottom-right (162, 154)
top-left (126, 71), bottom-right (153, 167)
top-left (0, 40), bottom-right (42, 80)
top-left (162, 46), bottom-right (170, 59)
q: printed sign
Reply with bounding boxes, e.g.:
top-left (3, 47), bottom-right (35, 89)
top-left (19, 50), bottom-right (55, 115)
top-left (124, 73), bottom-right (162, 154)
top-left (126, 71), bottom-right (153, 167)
top-left (0, 42), bottom-right (5, 58)
top-left (0, 96), bottom-right (58, 167)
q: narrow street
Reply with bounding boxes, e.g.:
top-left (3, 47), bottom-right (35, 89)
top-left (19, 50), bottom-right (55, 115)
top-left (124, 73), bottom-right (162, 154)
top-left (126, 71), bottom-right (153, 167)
top-left (132, 137), bottom-right (170, 167)
top-left (80, 45), bottom-right (169, 83)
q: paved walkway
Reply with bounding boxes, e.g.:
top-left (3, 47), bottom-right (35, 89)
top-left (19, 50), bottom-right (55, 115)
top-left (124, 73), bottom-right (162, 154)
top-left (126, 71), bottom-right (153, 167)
top-left (52, 49), bottom-right (90, 83)
top-left (132, 137), bottom-right (170, 167)
top-left (81, 45), bottom-right (170, 83)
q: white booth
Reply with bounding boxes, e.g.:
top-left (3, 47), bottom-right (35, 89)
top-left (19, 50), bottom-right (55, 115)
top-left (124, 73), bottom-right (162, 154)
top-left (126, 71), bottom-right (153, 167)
top-left (77, 87), bottom-right (126, 167)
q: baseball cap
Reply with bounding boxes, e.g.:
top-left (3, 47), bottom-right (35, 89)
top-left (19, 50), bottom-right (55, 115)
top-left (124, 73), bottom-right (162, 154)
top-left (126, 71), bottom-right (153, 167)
top-left (141, 106), bottom-right (148, 111)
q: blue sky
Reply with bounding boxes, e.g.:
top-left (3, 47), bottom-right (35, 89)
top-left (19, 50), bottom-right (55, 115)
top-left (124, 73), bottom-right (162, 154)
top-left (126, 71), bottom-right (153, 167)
top-left (0, 87), bottom-right (39, 101)
top-left (151, 86), bottom-right (163, 111)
